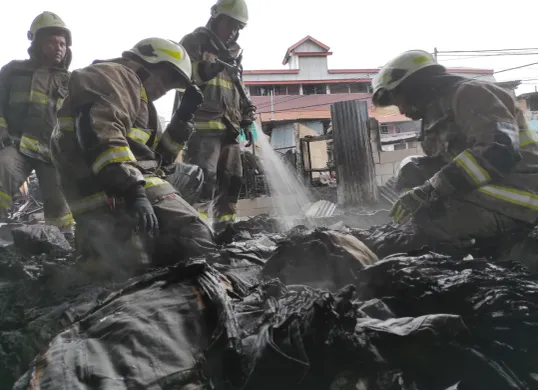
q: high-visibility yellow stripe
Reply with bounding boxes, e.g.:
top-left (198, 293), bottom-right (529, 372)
top-left (160, 131), bottom-right (184, 154)
top-left (207, 77), bottom-right (234, 90)
top-left (46, 213), bottom-right (75, 228)
top-left (20, 136), bottom-right (41, 153)
top-left (69, 178), bottom-right (169, 216)
top-left (0, 117), bottom-right (6, 128)
top-left (92, 147), bottom-right (136, 174)
top-left (478, 184), bottom-right (538, 211)
top-left (454, 150), bottom-right (491, 185)
top-left (127, 127), bottom-right (151, 144)
top-left (140, 86), bottom-right (148, 103)
top-left (195, 121), bottom-right (227, 130)
top-left (9, 91), bottom-right (53, 105)
top-left (218, 213), bottom-right (237, 222)
top-left (520, 129), bottom-right (538, 147)
top-left (58, 116), bottom-right (75, 131)
top-left (0, 191), bottom-right (12, 210)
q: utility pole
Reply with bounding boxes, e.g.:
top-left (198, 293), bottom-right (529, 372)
top-left (270, 90), bottom-right (275, 121)
top-left (434, 47), bottom-right (438, 61)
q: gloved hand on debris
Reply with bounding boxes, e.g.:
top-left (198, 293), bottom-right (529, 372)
top-left (390, 180), bottom-right (440, 224)
top-left (123, 184), bottom-right (159, 236)
top-left (175, 85), bottom-right (204, 122)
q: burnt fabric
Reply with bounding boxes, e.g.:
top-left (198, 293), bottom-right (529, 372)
top-left (13, 255), bottom-right (538, 390)
top-left (184, 131), bottom-right (242, 220)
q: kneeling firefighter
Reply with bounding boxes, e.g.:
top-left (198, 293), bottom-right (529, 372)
top-left (51, 38), bottom-right (215, 269)
top-left (179, 0), bottom-right (257, 230)
top-left (0, 12), bottom-right (74, 236)
top-left (373, 50), bottom-right (538, 242)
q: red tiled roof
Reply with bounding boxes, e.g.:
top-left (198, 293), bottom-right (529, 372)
top-left (283, 35), bottom-right (331, 65)
top-left (245, 67), bottom-right (494, 76)
top-left (253, 94), bottom-right (409, 123)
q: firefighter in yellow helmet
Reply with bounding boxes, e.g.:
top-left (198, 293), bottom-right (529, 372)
top-left (180, 0), bottom-right (256, 230)
top-left (50, 38), bottom-right (215, 269)
top-left (373, 50), bottom-right (538, 242)
top-left (0, 12), bottom-right (74, 237)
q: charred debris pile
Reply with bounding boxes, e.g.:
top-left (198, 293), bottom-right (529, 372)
top-left (1, 216), bottom-right (538, 389)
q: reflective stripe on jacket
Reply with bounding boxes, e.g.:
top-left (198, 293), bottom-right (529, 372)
top-left (0, 60), bottom-right (69, 162)
top-left (421, 78), bottom-right (538, 224)
top-left (51, 57), bottom-right (196, 216)
top-left (180, 28), bottom-right (246, 134)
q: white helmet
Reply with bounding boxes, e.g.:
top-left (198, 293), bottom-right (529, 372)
top-left (372, 50), bottom-right (444, 107)
top-left (127, 38), bottom-right (192, 83)
top-left (28, 11), bottom-right (71, 46)
top-left (211, 0), bottom-right (249, 25)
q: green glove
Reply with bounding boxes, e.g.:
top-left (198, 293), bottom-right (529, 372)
top-left (390, 180), bottom-right (439, 224)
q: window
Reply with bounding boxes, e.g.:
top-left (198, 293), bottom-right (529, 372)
top-left (303, 84), bottom-right (326, 95)
top-left (349, 83), bottom-right (369, 93)
top-left (380, 124), bottom-right (389, 134)
top-left (330, 84), bottom-right (350, 94)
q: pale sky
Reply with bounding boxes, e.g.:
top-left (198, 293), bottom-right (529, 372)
top-left (3, 0), bottom-right (538, 119)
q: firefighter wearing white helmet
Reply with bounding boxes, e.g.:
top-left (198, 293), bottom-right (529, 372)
top-left (0, 11), bottom-right (74, 239)
top-left (180, 0), bottom-right (256, 231)
top-left (50, 37), bottom-right (216, 267)
top-left (375, 49), bottom-right (538, 249)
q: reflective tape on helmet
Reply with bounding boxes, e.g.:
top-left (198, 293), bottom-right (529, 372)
top-left (127, 127), bottom-right (151, 144)
top-left (0, 117), bottom-right (6, 129)
top-left (478, 185), bottom-right (538, 211)
top-left (92, 147), bottom-right (136, 174)
top-left (207, 77), bottom-right (234, 90)
top-left (58, 116), bottom-right (75, 131)
top-left (454, 150), bottom-right (491, 186)
top-left (160, 131), bottom-right (184, 154)
top-left (0, 191), bottom-right (12, 210)
top-left (195, 121), bottom-right (227, 130)
top-left (46, 212), bottom-right (75, 228)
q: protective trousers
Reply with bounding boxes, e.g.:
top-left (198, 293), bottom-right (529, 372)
top-left (75, 193), bottom-right (215, 271)
top-left (0, 146), bottom-right (74, 231)
top-left (184, 132), bottom-right (243, 222)
top-left (396, 156), bottom-right (527, 241)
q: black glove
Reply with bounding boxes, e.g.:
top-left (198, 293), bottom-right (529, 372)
top-left (176, 85), bottom-right (204, 121)
top-left (390, 180), bottom-right (440, 224)
top-left (123, 184), bottom-right (159, 235)
top-left (218, 48), bottom-right (236, 66)
top-left (243, 126), bottom-right (254, 147)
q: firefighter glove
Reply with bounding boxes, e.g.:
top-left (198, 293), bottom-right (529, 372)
top-left (176, 85), bottom-right (204, 121)
top-left (124, 184), bottom-right (159, 236)
top-left (390, 180), bottom-right (438, 224)
top-left (240, 103), bottom-right (257, 128)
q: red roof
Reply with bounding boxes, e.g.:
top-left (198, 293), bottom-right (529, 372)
top-left (245, 67), bottom-right (494, 76)
top-left (283, 36), bottom-right (331, 65)
top-left (252, 93), bottom-right (409, 123)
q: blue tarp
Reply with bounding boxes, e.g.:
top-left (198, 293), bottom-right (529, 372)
top-left (529, 120), bottom-right (538, 132)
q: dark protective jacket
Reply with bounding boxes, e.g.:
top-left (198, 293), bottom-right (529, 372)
top-left (51, 57), bottom-right (195, 217)
top-left (421, 78), bottom-right (538, 224)
top-left (0, 59), bottom-right (69, 162)
top-left (180, 27), bottom-right (249, 135)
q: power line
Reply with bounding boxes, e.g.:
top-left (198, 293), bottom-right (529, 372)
top-left (437, 48), bottom-right (538, 54)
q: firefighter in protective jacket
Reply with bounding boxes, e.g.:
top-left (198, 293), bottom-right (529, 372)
top-left (50, 38), bottom-right (215, 268)
top-left (0, 12), bottom-right (74, 234)
top-left (180, 0), bottom-right (256, 229)
top-left (372, 50), bottom-right (538, 241)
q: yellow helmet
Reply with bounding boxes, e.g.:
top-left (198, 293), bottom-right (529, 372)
top-left (372, 50), bottom-right (444, 107)
top-left (127, 38), bottom-right (192, 83)
top-left (211, 0), bottom-right (249, 25)
top-left (28, 12), bottom-right (71, 46)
